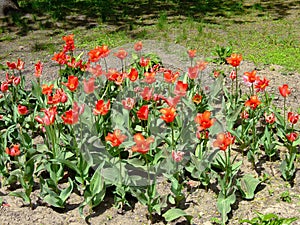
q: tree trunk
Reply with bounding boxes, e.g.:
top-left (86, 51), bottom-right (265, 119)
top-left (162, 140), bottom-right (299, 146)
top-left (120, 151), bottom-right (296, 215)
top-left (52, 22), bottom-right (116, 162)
top-left (0, 0), bottom-right (19, 17)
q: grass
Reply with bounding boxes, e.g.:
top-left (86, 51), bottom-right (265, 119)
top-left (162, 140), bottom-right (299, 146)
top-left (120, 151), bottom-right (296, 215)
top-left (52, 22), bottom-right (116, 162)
top-left (1, 0), bottom-right (300, 73)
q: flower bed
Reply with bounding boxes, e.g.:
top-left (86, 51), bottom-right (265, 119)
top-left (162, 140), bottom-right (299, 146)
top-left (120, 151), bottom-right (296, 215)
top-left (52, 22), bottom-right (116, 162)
top-left (0, 34), bottom-right (299, 224)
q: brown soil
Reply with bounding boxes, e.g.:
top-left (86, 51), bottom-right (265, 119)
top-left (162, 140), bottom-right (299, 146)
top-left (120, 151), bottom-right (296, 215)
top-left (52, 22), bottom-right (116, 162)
top-left (1, 6), bottom-right (300, 225)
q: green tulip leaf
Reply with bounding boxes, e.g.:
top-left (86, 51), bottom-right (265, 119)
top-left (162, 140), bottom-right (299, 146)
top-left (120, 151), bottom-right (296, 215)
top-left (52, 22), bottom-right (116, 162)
top-left (237, 174), bottom-right (260, 199)
top-left (217, 192), bottom-right (236, 224)
top-left (163, 208), bottom-right (192, 223)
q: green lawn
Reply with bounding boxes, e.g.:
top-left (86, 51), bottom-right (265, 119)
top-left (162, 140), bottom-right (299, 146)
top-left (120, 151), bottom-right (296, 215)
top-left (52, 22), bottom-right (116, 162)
top-left (2, 0), bottom-right (300, 72)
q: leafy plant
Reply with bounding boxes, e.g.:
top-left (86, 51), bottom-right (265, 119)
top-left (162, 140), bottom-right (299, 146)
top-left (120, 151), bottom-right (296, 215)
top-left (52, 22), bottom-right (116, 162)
top-left (240, 212), bottom-right (298, 225)
top-left (208, 45), bottom-right (233, 65)
top-left (280, 190), bottom-right (292, 203)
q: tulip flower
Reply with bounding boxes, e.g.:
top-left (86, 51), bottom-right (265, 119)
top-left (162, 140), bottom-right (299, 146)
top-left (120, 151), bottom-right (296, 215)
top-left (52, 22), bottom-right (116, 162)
top-left (174, 81), bottom-right (188, 97)
top-left (18, 105), bottom-right (29, 115)
top-left (93, 99), bottom-right (110, 116)
top-left (127, 68), bottom-right (139, 82)
top-left (63, 75), bottom-right (79, 92)
top-left (288, 112), bottom-right (299, 124)
top-left (105, 129), bottom-right (127, 147)
top-left (194, 110), bottom-right (214, 131)
top-left (134, 41), bottom-right (143, 52)
top-left (160, 107), bottom-right (176, 123)
top-left (245, 95), bottom-right (261, 110)
top-left (226, 53), bottom-right (242, 67)
top-left (137, 105), bottom-right (149, 120)
top-left (131, 133), bottom-right (154, 154)
top-left (279, 84), bottom-right (291, 98)
top-left (6, 144), bottom-right (21, 157)
top-left (83, 77), bottom-right (95, 94)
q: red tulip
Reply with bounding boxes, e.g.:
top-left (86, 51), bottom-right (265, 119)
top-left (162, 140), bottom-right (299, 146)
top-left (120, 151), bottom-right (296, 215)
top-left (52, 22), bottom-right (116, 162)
top-left (194, 110), bottom-right (214, 131)
top-left (192, 93), bottom-right (202, 104)
top-left (264, 112), bottom-right (275, 124)
top-left (105, 129), bottom-right (127, 147)
top-left (63, 75), bottom-right (79, 92)
top-left (140, 57), bottom-right (150, 67)
top-left (172, 150), bottom-right (184, 162)
top-left (226, 53), bottom-right (242, 67)
top-left (164, 70), bottom-right (179, 83)
top-left (127, 68), bottom-right (139, 82)
top-left (245, 95), bottom-right (261, 110)
top-left (131, 133), bottom-right (154, 154)
top-left (240, 110), bottom-right (249, 120)
top-left (35, 106), bottom-right (57, 126)
top-left (255, 77), bottom-right (269, 92)
top-left (48, 89), bottom-right (68, 105)
top-left (174, 81), bottom-right (188, 97)
top-left (6, 144), bottom-right (21, 157)
top-left (88, 45), bottom-right (110, 62)
top-left (213, 132), bottom-right (235, 151)
top-left (229, 70), bottom-right (236, 80)
top-left (62, 34), bottom-right (75, 52)
top-left (134, 41), bottom-right (143, 51)
top-left (286, 132), bottom-right (298, 142)
top-left (52, 51), bottom-right (68, 65)
top-left (35, 61), bottom-right (43, 78)
top-left (83, 77), bottom-right (95, 94)
top-left (288, 112), bottom-right (299, 124)
top-left (122, 98), bottom-right (135, 110)
top-left (42, 84), bottom-right (54, 95)
top-left (140, 86), bottom-right (153, 101)
top-left (114, 48), bottom-right (128, 60)
top-left (61, 109), bottom-right (79, 125)
top-left (188, 66), bottom-right (199, 79)
top-left (1, 81), bottom-right (9, 93)
top-left (279, 84), bottom-right (291, 97)
top-left (13, 77), bottom-right (21, 86)
top-left (196, 60), bottom-right (208, 71)
top-left (160, 107), bottom-right (176, 123)
top-left (143, 71), bottom-right (156, 84)
top-left (187, 49), bottom-right (196, 58)
top-left (93, 99), bottom-right (110, 116)
top-left (243, 70), bottom-right (258, 84)
top-left (137, 105), bottom-right (149, 120)
top-left (18, 105), bottom-right (29, 115)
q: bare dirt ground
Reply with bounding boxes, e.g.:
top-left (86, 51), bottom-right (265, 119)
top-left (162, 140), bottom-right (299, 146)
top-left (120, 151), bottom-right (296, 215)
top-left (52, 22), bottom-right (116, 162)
top-left (1, 3), bottom-right (300, 225)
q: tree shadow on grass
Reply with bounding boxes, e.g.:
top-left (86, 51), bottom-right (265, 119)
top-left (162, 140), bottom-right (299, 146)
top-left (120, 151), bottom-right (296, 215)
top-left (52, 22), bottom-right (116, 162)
top-left (1, 0), bottom-right (298, 38)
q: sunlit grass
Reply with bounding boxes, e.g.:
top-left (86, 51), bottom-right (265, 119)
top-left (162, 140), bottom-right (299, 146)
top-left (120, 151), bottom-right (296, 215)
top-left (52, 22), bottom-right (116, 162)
top-left (2, 0), bottom-right (299, 73)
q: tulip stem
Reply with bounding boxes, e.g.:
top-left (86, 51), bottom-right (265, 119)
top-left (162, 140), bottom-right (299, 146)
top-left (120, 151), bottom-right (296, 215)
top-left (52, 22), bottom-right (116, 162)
top-left (283, 97), bottom-right (286, 129)
top-left (235, 67), bottom-right (238, 104)
top-left (171, 122), bottom-right (175, 151)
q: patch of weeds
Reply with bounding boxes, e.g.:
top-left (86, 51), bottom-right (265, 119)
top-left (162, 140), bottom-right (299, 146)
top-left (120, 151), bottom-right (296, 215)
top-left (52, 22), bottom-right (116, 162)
top-left (197, 22), bottom-right (204, 35)
top-left (251, 3), bottom-right (264, 11)
top-left (134, 28), bottom-right (148, 39)
top-left (261, 173), bottom-right (271, 182)
top-left (210, 217), bottom-right (222, 224)
top-left (240, 212), bottom-right (298, 225)
top-left (106, 214), bottom-right (113, 220)
top-left (208, 45), bottom-right (233, 65)
top-left (175, 29), bottom-right (188, 43)
top-left (75, 29), bottom-right (130, 49)
top-left (280, 190), bottom-right (292, 203)
top-left (32, 42), bottom-right (56, 53)
top-left (157, 12), bottom-right (168, 30)
top-left (11, 13), bottom-right (28, 30)
top-left (268, 189), bottom-right (274, 196)
top-left (260, 47), bottom-right (300, 72)
top-left (0, 34), bottom-right (14, 42)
